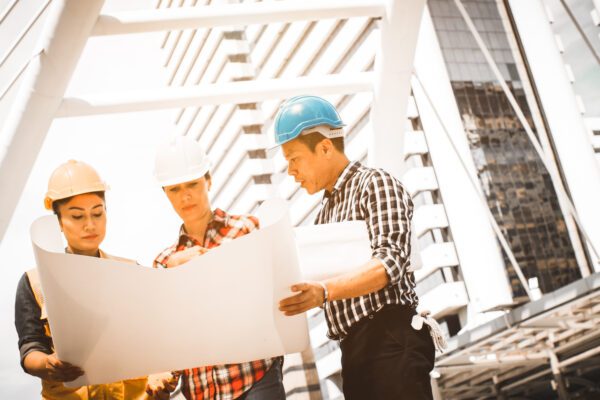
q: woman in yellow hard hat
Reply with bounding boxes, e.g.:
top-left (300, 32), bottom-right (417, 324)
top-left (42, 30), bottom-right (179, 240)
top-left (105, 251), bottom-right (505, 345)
top-left (14, 160), bottom-right (174, 400)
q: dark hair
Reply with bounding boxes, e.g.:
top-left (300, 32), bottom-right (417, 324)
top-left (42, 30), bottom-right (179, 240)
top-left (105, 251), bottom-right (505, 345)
top-left (52, 191), bottom-right (106, 218)
top-left (296, 132), bottom-right (344, 153)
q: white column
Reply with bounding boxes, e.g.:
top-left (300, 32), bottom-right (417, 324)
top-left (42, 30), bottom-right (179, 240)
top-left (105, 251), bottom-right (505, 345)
top-left (369, 0), bottom-right (426, 179)
top-left (0, 0), bottom-right (105, 242)
top-left (508, 0), bottom-right (600, 271)
top-left (413, 8), bottom-right (513, 312)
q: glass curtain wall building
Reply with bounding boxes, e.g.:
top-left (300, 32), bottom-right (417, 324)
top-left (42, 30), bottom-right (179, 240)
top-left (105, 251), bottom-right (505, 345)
top-left (429, 0), bottom-right (581, 299)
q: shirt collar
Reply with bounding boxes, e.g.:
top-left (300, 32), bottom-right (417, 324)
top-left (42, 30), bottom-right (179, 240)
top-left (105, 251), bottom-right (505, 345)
top-left (323, 161), bottom-right (361, 200)
top-left (177, 208), bottom-right (229, 242)
top-left (65, 247), bottom-right (104, 258)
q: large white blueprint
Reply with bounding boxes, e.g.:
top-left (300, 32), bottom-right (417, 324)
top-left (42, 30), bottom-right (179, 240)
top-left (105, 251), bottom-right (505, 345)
top-left (294, 220), bottom-right (372, 281)
top-left (30, 199), bottom-right (310, 386)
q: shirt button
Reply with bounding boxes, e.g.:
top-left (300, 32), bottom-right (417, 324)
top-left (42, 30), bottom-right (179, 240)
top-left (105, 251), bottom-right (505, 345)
top-left (368, 314), bottom-right (374, 320)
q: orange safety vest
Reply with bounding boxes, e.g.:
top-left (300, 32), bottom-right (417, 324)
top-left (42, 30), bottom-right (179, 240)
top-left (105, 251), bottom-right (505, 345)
top-left (26, 250), bottom-right (150, 400)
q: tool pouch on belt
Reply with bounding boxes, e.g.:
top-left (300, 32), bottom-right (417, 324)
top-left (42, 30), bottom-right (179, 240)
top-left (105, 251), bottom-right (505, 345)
top-left (411, 310), bottom-right (448, 353)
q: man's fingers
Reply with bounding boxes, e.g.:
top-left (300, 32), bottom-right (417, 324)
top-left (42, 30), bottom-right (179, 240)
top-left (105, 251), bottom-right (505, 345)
top-left (284, 310), bottom-right (303, 316)
top-left (281, 303), bottom-right (311, 315)
top-left (279, 291), bottom-right (309, 307)
top-left (290, 282), bottom-right (310, 292)
top-left (279, 300), bottom-right (311, 313)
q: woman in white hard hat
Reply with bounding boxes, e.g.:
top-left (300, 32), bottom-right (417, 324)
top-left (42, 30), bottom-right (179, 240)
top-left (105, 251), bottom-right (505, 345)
top-left (150, 136), bottom-right (285, 400)
top-left (14, 160), bottom-right (174, 400)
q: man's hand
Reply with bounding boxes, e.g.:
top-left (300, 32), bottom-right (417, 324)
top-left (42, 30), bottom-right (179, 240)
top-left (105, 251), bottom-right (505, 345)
top-left (146, 372), bottom-right (179, 399)
top-left (279, 282), bottom-right (325, 316)
top-left (43, 353), bottom-right (84, 382)
top-left (165, 246), bottom-right (208, 268)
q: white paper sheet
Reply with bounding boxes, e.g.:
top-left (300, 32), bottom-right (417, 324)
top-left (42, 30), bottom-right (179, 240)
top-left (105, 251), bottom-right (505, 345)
top-left (294, 221), bottom-right (372, 281)
top-left (31, 199), bottom-right (309, 386)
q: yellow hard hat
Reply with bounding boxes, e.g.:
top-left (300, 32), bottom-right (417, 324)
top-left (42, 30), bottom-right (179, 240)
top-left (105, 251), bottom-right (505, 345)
top-left (44, 160), bottom-right (108, 210)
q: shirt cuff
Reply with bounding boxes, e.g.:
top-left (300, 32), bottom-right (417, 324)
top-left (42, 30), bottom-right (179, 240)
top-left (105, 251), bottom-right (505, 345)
top-left (20, 342), bottom-right (52, 371)
top-left (373, 250), bottom-right (403, 285)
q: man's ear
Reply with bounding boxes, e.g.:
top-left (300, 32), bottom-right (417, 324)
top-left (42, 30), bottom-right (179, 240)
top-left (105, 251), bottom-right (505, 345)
top-left (319, 138), bottom-right (335, 158)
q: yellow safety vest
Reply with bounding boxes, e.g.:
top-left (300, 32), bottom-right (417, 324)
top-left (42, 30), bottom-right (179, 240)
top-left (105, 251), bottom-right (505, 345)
top-left (26, 250), bottom-right (150, 400)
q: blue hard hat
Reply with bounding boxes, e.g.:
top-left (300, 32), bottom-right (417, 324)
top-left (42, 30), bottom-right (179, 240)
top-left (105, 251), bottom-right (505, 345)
top-left (273, 95), bottom-right (344, 146)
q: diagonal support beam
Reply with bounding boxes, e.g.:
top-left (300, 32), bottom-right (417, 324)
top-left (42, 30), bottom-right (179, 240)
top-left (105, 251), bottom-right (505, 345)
top-left (0, 0), bottom-right (105, 242)
top-left (57, 72), bottom-right (374, 117)
top-left (92, 0), bottom-right (386, 36)
top-left (369, 0), bottom-right (426, 179)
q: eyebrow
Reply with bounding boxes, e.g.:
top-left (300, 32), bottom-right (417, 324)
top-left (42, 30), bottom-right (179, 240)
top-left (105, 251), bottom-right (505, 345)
top-left (67, 204), bottom-right (103, 211)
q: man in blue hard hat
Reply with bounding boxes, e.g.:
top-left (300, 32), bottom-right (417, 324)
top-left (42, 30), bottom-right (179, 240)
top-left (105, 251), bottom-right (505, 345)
top-left (276, 95), bottom-right (437, 399)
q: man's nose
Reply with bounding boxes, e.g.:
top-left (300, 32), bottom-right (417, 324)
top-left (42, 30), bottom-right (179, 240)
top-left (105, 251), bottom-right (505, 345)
top-left (287, 164), bottom-right (296, 177)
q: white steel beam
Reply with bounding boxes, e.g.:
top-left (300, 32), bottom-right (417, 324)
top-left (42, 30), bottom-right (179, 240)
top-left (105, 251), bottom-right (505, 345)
top-left (402, 166), bottom-right (438, 197)
top-left (415, 242), bottom-right (459, 280)
top-left (413, 204), bottom-right (449, 238)
top-left (403, 130), bottom-right (428, 159)
top-left (369, 0), bottom-right (426, 179)
top-left (0, 0), bottom-right (104, 242)
top-left (412, 7), bottom-right (513, 311)
top-left (508, 0), bottom-right (600, 271)
top-left (57, 72), bottom-right (374, 117)
top-left (92, 0), bottom-right (386, 36)
top-left (418, 281), bottom-right (469, 319)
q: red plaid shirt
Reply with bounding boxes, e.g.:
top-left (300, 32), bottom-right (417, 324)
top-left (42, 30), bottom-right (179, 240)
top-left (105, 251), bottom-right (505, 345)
top-left (154, 209), bottom-right (274, 400)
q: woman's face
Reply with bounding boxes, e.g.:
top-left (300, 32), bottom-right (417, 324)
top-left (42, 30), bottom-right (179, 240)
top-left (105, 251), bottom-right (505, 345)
top-left (57, 193), bottom-right (106, 256)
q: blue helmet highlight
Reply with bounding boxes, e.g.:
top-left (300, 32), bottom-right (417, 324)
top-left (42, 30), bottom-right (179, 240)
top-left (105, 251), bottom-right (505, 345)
top-left (273, 95), bottom-right (344, 146)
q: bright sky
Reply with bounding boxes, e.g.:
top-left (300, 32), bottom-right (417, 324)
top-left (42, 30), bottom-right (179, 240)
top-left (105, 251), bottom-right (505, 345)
top-left (0, 2), bottom-right (191, 397)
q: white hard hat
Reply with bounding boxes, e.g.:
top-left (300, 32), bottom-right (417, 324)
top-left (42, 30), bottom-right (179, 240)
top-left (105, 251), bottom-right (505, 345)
top-left (154, 136), bottom-right (212, 187)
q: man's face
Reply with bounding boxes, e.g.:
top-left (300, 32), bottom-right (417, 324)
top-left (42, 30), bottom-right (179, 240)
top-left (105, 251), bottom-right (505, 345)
top-left (57, 193), bottom-right (106, 254)
top-left (164, 176), bottom-right (212, 221)
top-left (281, 139), bottom-right (327, 195)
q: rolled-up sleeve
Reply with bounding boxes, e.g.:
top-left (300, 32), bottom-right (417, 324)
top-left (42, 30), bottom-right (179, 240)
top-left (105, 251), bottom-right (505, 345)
top-left (15, 273), bottom-right (53, 370)
top-left (361, 170), bottom-right (413, 285)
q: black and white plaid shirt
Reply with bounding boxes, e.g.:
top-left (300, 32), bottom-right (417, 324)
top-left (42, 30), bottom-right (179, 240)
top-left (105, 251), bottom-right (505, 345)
top-left (315, 161), bottom-right (418, 340)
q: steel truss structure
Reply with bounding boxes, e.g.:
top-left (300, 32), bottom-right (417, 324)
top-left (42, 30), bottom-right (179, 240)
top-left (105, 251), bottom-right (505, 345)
top-left (436, 273), bottom-right (600, 399)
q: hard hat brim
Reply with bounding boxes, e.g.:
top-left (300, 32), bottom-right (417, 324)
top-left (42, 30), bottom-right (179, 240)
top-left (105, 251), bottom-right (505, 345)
top-left (155, 165), bottom-right (211, 187)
